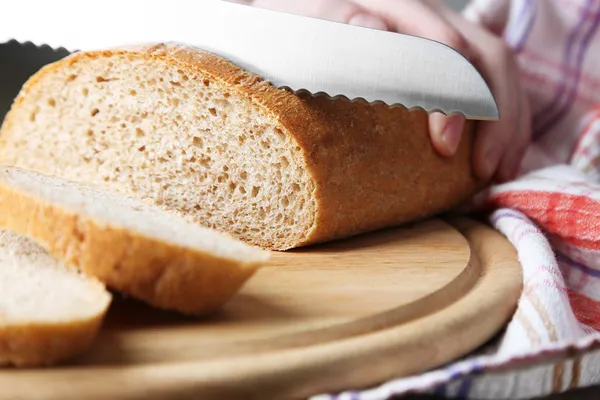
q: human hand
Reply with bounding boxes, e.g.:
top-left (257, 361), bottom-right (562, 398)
top-left (247, 0), bottom-right (531, 182)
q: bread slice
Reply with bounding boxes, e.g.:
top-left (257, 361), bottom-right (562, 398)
top-left (0, 166), bottom-right (269, 315)
top-left (0, 228), bottom-right (111, 367)
top-left (0, 43), bottom-right (479, 250)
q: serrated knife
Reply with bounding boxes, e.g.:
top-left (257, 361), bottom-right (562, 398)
top-left (0, 0), bottom-right (498, 120)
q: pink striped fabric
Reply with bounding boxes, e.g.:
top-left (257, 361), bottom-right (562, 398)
top-left (312, 0), bottom-right (600, 398)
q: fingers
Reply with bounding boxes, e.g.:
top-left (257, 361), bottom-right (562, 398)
top-left (471, 46), bottom-right (522, 182)
top-left (348, 0), bottom-right (477, 160)
top-left (250, 0), bottom-right (531, 181)
top-left (428, 112), bottom-right (466, 157)
top-left (473, 124), bottom-right (508, 182)
top-left (495, 87), bottom-right (532, 181)
top-left (252, 0), bottom-right (389, 30)
top-left (438, 10), bottom-right (531, 182)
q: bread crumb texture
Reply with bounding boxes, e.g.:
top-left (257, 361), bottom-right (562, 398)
top-left (0, 44), bottom-right (478, 250)
top-left (0, 228), bottom-right (110, 367)
top-left (0, 166), bottom-right (268, 315)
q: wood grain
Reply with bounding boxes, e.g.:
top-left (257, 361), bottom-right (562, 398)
top-left (0, 218), bottom-right (522, 400)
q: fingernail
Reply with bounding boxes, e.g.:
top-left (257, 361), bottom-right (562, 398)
top-left (348, 13), bottom-right (388, 30)
top-left (441, 117), bottom-right (464, 155)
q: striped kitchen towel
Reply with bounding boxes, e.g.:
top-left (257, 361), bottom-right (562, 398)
top-left (312, 0), bottom-right (600, 398)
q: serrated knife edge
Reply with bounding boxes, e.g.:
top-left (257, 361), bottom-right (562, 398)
top-left (1, 0), bottom-right (499, 120)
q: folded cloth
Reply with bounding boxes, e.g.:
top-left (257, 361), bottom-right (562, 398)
top-left (312, 0), bottom-right (600, 397)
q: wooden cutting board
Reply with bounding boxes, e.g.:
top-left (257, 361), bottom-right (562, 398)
top-left (0, 218), bottom-right (522, 400)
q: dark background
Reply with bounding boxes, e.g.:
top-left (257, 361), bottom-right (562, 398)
top-left (0, 41), bottom-right (70, 123)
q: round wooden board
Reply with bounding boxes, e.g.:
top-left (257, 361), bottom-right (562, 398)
top-left (0, 218), bottom-right (522, 400)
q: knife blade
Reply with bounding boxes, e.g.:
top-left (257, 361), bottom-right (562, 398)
top-left (1, 0), bottom-right (499, 120)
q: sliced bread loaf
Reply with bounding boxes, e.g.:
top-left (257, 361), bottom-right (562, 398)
top-left (0, 43), bottom-right (479, 250)
top-left (0, 166), bottom-right (269, 315)
top-left (0, 228), bottom-right (111, 367)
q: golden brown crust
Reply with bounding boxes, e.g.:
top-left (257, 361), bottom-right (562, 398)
top-left (2, 43), bottom-right (479, 250)
top-left (0, 181), bottom-right (264, 315)
top-left (0, 314), bottom-right (107, 367)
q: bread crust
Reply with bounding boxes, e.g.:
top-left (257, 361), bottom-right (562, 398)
top-left (1, 43), bottom-right (479, 250)
top-left (0, 314), bottom-right (107, 367)
top-left (0, 175), bottom-right (266, 315)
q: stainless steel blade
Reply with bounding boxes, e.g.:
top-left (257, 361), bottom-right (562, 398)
top-left (1, 0), bottom-right (499, 120)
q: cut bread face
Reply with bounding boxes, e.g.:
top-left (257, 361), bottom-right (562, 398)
top-left (0, 44), bottom-right (479, 251)
top-left (0, 166), bottom-right (270, 315)
top-left (0, 228), bottom-right (111, 367)
top-left (0, 46), bottom-right (316, 250)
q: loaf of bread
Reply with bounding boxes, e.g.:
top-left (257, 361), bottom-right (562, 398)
top-left (0, 166), bottom-right (269, 314)
top-left (0, 43), bottom-right (478, 250)
top-left (0, 228), bottom-right (111, 367)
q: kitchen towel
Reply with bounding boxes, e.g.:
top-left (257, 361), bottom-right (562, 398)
top-left (313, 0), bottom-right (600, 398)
